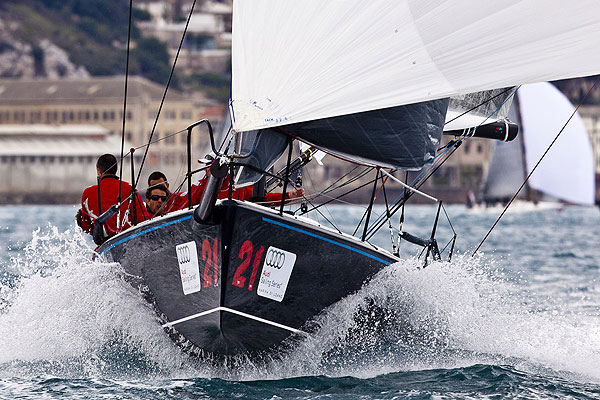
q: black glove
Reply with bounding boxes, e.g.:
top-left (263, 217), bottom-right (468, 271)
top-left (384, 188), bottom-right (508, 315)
top-left (75, 208), bottom-right (83, 227)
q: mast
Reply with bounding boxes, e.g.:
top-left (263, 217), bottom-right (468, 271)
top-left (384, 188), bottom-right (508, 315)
top-left (513, 93), bottom-right (535, 203)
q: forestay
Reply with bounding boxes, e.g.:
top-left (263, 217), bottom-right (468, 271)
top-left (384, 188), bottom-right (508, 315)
top-left (231, 0), bottom-right (600, 133)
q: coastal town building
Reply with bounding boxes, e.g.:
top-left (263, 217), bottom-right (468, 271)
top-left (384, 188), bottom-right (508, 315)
top-left (136, 0), bottom-right (232, 75)
top-left (0, 76), bottom-right (226, 203)
top-left (0, 125), bottom-right (138, 203)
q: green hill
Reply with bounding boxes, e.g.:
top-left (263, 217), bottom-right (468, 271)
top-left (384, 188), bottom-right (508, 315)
top-left (0, 0), bottom-right (172, 85)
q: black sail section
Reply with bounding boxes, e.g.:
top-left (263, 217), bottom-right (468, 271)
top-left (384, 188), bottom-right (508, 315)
top-left (280, 98), bottom-right (449, 170)
top-left (234, 128), bottom-right (288, 186)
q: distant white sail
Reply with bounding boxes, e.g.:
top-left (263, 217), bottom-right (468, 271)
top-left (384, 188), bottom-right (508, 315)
top-left (231, 0), bottom-right (600, 132)
top-left (518, 83), bottom-right (595, 206)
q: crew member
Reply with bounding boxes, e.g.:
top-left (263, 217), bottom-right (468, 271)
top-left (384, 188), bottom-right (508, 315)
top-left (145, 184), bottom-right (170, 217)
top-left (148, 171), bottom-right (169, 190)
top-left (77, 154), bottom-right (148, 241)
top-left (146, 169), bottom-right (304, 214)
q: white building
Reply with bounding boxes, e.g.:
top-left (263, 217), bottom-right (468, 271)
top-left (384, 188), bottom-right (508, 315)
top-left (136, 1), bottom-right (232, 74)
top-left (0, 125), bottom-right (138, 204)
top-left (578, 105), bottom-right (600, 202)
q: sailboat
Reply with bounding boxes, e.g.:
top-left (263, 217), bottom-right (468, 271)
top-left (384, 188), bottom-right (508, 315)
top-left (482, 82), bottom-right (595, 208)
top-left (94, 1), bottom-right (600, 358)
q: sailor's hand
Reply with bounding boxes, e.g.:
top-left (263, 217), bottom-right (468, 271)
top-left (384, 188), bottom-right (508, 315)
top-left (75, 208), bottom-right (83, 227)
top-left (289, 188), bottom-right (305, 199)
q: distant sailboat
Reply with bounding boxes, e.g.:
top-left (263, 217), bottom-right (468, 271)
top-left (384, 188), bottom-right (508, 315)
top-left (482, 82), bottom-right (595, 208)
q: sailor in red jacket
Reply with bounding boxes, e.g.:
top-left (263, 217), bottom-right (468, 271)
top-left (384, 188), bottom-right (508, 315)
top-left (146, 169), bottom-right (304, 215)
top-left (76, 154), bottom-right (148, 241)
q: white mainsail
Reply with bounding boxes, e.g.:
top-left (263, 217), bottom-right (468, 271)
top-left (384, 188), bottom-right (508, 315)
top-left (231, 0), bottom-right (600, 133)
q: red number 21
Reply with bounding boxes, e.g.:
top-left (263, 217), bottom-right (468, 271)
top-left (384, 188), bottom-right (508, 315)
top-left (201, 237), bottom-right (219, 287)
top-left (232, 240), bottom-right (264, 291)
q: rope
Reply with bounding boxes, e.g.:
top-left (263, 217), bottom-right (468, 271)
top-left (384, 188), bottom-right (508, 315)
top-left (444, 86), bottom-right (515, 126)
top-left (472, 78), bottom-right (600, 256)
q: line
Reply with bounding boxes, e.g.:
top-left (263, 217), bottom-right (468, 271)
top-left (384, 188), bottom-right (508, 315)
top-left (162, 306), bottom-right (302, 334)
top-left (100, 215), bottom-right (193, 254)
top-left (262, 217), bottom-right (390, 264)
top-left (379, 169), bottom-right (438, 202)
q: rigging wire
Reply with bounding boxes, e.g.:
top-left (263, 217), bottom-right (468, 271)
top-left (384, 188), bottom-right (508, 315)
top-left (300, 168), bottom-right (374, 214)
top-left (352, 170), bottom-right (390, 237)
top-left (303, 176), bottom-right (378, 214)
top-left (301, 166), bottom-right (372, 208)
top-left (117, 0), bottom-right (134, 209)
top-left (302, 197), bottom-right (343, 234)
top-left (302, 162), bottom-right (340, 230)
top-left (444, 86), bottom-right (515, 126)
top-left (134, 0), bottom-right (199, 188)
top-left (472, 78), bottom-right (600, 256)
top-left (365, 87), bottom-right (521, 239)
top-left (364, 140), bottom-right (458, 240)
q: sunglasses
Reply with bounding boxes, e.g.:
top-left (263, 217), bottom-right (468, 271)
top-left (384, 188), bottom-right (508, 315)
top-left (149, 195), bottom-right (168, 201)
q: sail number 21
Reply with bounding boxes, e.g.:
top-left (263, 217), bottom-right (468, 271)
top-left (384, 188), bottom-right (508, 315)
top-left (232, 240), bottom-right (265, 291)
top-left (201, 237), bottom-right (219, 287)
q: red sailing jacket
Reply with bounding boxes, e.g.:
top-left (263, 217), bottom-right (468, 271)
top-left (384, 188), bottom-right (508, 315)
top-left (80, 175), bottom-right (149, 236)
top-left (161, 175), bottom-right (286, 213)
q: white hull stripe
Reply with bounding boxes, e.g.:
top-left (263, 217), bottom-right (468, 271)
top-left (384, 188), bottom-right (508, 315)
top-left (162, 306), bottom-right (303, 334)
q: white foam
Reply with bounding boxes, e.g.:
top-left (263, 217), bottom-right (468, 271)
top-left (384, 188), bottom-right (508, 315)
top-left (0, 225), bottom-right (200, 379)
top-left (234, 255), bottom-right (600, 382)
top-left (2, 224), bottom-right (599, 383)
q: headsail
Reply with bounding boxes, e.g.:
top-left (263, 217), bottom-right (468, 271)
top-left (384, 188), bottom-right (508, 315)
top-left (231, 0), bottom-right (600, 136)
top-left (277, 99), bottom-right (448, 169)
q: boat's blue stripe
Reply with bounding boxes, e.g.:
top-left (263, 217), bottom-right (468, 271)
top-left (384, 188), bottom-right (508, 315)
top-left (262, 217), bottom-right (390, 264)
top-left (99, 215), bottom-right (193, 254)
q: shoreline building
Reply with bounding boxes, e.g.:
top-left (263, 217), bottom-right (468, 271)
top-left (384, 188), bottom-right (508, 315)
top-left (0, 76), bottom-right (226, 203)
top-left (136, 0), bottom-right (232, 75)
top-left (0, 125), bottom-right (138, 204)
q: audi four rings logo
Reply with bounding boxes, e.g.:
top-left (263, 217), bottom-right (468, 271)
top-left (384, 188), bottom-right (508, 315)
top-left (177, 246), bottom-right (191, 263)
top-left (265, 249), bottom-right (286, 269)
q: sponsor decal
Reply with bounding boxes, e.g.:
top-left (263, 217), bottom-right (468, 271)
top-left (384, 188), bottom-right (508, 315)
top-left (176, 241), bottom-right (201, 295)
top-left (257, 246), bottom-right (296, 302)
top-left (265, 249), bottom-right (286, 269)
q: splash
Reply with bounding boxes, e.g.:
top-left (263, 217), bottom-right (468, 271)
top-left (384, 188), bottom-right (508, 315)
top-left (229, 254), bottom-right (600, 382)
top-left (0, 225), bottom-right (200, 379)
top-left (2, 224), bottom-right (599, 383)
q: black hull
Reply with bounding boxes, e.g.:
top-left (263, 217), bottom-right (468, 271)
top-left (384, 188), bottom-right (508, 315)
top-left (98, 200), bottom-right (397, 357)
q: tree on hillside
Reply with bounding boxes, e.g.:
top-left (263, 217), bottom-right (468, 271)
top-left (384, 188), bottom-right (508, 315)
top-left (131, 37), bottom-right (173, 87)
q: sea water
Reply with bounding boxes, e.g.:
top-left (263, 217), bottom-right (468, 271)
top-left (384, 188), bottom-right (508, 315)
top-left (0, 204), bottom-right (599, 399)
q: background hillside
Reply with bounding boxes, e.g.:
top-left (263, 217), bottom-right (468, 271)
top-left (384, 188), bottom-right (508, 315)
top-left (0, 0), bottom-right (171, 85)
